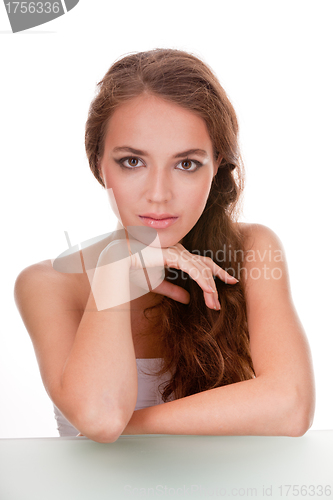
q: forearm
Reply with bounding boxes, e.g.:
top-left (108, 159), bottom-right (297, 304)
top-left (121, 375), bottom-right (310, 437)
top-left (58, 261), bottom-right (137, 439)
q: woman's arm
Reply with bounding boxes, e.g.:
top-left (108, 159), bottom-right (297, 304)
top-left (121, 223), bottom-right (315, 437)
top-left (14, 252), bottom-right (137, 443)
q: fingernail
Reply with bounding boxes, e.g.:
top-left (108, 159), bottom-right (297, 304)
top-left (229, 276), bottom-right (239, 282)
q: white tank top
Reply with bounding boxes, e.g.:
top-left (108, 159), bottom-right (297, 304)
top-left (53, 358), bottom-right (174, 436)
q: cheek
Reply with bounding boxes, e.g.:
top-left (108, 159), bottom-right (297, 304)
top-left (106, 182), bottom-right (140, 224)
top-left (182, 179), bottom-right (211, 208)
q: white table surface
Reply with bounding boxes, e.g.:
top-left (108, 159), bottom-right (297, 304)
top-left (0, 430), bottom-right (332, 499)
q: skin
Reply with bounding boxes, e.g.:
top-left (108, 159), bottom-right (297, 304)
top-left (99, 93), bottom-right (221, 250)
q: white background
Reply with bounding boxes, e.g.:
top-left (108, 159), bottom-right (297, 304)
top-left (0, 1), bottom-right (332, 438)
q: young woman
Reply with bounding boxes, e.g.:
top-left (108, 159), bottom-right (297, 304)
top-left (14, 48), bottom-right (315, 443)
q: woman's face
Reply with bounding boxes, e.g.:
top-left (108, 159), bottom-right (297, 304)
top-left (99, 93), bottom-right (220, 248)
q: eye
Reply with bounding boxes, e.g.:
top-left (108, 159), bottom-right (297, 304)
top-left (115, 156), bottom-right (143, 170)
top-left (176, 159), bottom-right (203, 173)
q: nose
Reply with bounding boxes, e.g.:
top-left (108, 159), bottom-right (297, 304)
top-left (145, 168), bottom-right (173, 203)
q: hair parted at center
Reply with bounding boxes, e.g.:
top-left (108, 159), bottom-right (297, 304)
top-left (85, 48), bottom-right (255, 401)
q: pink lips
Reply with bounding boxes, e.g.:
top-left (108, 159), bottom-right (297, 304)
top-left (139, 213), bottom-right (178, 219)
top-left (138, 215), bottom-right (179, 229)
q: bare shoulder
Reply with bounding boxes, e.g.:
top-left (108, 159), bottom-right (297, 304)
top-left (14, 230), bottom-right (119, 315)
top-left (236, 222), bottom-right (289, 291)
top-left (15, 258), bottom-right (66, 285)
top-left (15, 259), bottom-right (70, 299)
top-left (237, 222), bottom-right (284, 249)
top-left (14, 258), bottom-right (89, 315)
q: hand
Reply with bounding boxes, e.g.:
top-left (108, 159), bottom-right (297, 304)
top-left (86, 228), bottom-right (238, 310)
top-left (128, 239), bottom-right (238, 310)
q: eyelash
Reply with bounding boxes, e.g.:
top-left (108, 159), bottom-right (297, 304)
top-left (114, 156), bottom-right (203, 173)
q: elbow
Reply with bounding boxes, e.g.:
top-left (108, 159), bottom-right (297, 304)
top-left (56, 392), bottom-right (136, 443)
top-left (66, 403), bottom-right (129, 444)
top-left (282, 387), bottom-right (316, 438)
top-left (285, 408), bottom-right (314, 438)
top-left (83, 425), bottom-right (124, 444)
top-left (77, 413), bottom-right (126, 444)
top-left (55, 383), bottom-right (136, 443)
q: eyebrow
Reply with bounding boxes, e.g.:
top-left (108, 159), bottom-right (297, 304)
top-left (112, 146), bottom-right (209, 159)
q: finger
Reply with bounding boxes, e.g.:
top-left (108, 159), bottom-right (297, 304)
top-left (153, 279), bottom-right (191, 305)
top-left (179, 257), bottom-right (230, 310)
top-left (155, 277), bottom-right (219, 310)
top-left (194, 260), bottom-right (219, 294)
top-left (199, 256), bottom-right (239, 284)
top-left (199, 261), bottom-right (238, 310)
top-left (215, 266), bottom-right (239, 283)
top-left (177, 256), bottom-right (216, 295)
top-left (192, 262), bottom-right (221, 309)
top-left (165, 248), bottom-right (213, 294)
top-left (203, 288), bottom-right (221, 310)
top-left (168, 248), bottom-right (235, 294)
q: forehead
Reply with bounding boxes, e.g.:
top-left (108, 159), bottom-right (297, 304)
top-left (104, 94), bottom-right (213, 152)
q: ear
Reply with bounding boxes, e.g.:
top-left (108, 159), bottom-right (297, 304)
top-left (214, 153), bottom-right (223, 176)
top-left (97, 160), bottom-right (105, 185)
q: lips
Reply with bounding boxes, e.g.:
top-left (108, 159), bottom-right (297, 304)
top-left (138, 215), bottom-right (179, 229)
top-left (139, 213), bottom-right (178, 220)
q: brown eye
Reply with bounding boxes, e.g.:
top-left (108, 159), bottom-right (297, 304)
top-left (120, 157), bottom-right (144, 168)
top-left (181, 160), bottom-right (192, 169)
top-left (177, 159), bottom-right (202, 173)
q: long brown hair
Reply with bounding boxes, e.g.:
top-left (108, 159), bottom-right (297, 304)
top-left (85, 48), bottom-right (255, 401)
